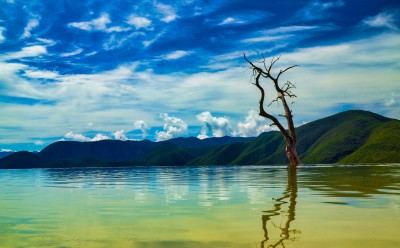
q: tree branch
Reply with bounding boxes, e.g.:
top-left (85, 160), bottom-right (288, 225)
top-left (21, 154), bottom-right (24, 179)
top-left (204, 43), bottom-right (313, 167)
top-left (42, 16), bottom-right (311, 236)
top-left (268, 96), bottom-right (280, 107)
top-left (276, 65), bottom-right (299, 82)
top-left (244, 54), bottom-right (290, 140)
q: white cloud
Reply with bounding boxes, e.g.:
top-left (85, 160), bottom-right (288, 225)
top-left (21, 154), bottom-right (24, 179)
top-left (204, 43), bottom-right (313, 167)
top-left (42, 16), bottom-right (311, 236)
top-left (64, 131), bottom-right (110, 142)
top-left (64, 132), bottom-right (89, 142)
top-left (296, 0), bottom-right (345, 20)
top-left (21, 19), bottom-right (39, 38)
top-left (133, 120), bottom-right (150, 139)
top-left (24, 69), bottom-right (58, 79)
top-left (0, 27), bottom-right (6, 43)
top-left (282, 34), bottom-right (400, 66)
top-left (68, 13), bottom-right (129, 33)
top-left (384, 93), bottom-right (397, 107)
top-left (92, 133), bottom-right (110, 141)
top-left (68, 13), bottom-right (110, 31)
top-left (219, 17), bottom-right (245, 25)
top-left (34, 140), bottom-right (44, 145)
top-left (37, 38), bottom-right (57, 46)
top-left (317, 0), bottom-right (345, 9)
top-left (236, 110), bottom-right (276, 137)
top-left (156, 113), bottom-right (188, 141)
top-left (212, 46), bottom-right (285, 62)
top-left (143, 31), bottom-right (165, 47)
top-left (265, 25), bottom-right (318, 34)
top-left (103, 32), bottom-right (144, 50)
top-left (0, 62), bottom-right (43, 100)
top-left (127, 15), bottom-right (152, 29)
top-left (196, 111), bottom-right (233, 139)
top-left (155, 3), bottom-right (177, 22)
top-left (3, 45), bottom-right (47, 60)
top-left (162, 50), bottom-right (191, 60)
top-left (363, 12), bottom-right (398, 30)
top-left (241, 35), bottom-right (289, 43)
top-left (105, 26), bottom-right (130, 32)
top-left (1, 149), bottom-right (14, 152)
top-left (113, 129), bottom-right (128, 141)
top-left (85, 51), bottom-right (98, 56)
top-left (60, 48), bottom-right (83, 57)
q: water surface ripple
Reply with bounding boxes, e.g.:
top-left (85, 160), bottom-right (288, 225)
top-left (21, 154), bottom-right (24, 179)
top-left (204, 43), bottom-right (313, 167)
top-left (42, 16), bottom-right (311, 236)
top-left (0, 165), bottom-right (399, 247)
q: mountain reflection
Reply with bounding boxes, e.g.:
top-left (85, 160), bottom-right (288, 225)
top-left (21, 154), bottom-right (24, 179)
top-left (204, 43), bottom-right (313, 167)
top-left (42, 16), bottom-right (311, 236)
top-left (261, 168), bottom-right (300, 248)
top-left (300, 165), bottom-right (400, 198)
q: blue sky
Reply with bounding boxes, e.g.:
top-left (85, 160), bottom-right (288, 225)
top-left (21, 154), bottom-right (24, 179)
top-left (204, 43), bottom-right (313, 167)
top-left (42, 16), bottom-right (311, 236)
top-left (0, 0), bottom-right (399, 151)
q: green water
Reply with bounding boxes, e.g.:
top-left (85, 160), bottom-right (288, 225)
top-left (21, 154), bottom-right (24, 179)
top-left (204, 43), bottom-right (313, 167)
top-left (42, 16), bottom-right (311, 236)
top-left (0, 165), bottom-right (399, 248)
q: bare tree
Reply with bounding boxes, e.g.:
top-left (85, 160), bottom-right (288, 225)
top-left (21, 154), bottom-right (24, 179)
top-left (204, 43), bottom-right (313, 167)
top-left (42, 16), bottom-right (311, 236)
top-left (244, 55), bottom-right (300, 167)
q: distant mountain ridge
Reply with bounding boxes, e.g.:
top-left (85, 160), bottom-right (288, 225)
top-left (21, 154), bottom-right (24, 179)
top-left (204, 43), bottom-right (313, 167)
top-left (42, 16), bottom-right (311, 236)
top-left (0, 151), bottom-right (14, 159)
top-left (1, 110), bottom-right (399, 169)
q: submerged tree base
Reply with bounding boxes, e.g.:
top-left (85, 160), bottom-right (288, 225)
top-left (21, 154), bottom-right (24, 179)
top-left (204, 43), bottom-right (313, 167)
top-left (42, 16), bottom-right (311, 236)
top-left (286, 143), bottom-right (301, 168)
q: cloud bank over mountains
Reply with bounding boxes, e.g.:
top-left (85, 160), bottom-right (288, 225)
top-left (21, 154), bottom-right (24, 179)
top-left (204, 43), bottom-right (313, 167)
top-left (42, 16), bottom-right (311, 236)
top-left (60, 110), bottom-right (274, 143)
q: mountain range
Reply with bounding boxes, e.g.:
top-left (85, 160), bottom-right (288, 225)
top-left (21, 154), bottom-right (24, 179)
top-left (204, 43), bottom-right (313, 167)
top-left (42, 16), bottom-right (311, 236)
top-left (1, 110), bottom-right (399, 169)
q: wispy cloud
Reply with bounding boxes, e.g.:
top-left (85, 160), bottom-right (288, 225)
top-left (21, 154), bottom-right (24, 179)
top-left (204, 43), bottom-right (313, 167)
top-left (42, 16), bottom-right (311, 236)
top-left (155, 3), bottom-right (177, 23)
top-left (219, 17), bottom-right (245, 25)
top-left (241, 35), bottom-right (289, 43)
top-left (162, 50), bottom-right (191, 60)
top-left (68, 13), bottom-right (129, 33)
top-left (34, 140), bottom-right (44, 145)
top-left (85, 51), bottom-right (98, 56)
top-left (23, 69), bottom-right (59, 79)
top-left (143, 31), bottom-right (165, 47)
top-left (36, 38), bottom-right (56, 46)
top-left (296, 0), bottom-right (345, 20)
top-left (384, 93), bottom-right (397, 107)
top-left (363, 11), bottom-right (398, 30)
top-left (60, 48), bottom-right (83, 57)
top-left (0, 27), bottom-right (5, 43)
top-left (3, 45), bottom-right (47, 60)
top-left (68, 13), bottom-right (110, 31)
top-left (264, 25), bottom-right (318, 34)
top-left (103, 32), bottom-right (144, 50)
top-left (21, 19), bottom-right (39, 38)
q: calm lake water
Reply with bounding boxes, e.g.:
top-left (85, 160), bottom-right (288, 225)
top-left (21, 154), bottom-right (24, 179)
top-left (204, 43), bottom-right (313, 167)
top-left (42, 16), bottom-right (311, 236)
top-left (0, 165), bottom-right (399, 248)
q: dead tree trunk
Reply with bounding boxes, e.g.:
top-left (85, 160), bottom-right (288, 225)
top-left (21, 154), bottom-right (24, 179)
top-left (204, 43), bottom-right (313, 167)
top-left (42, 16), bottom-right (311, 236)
top-left (244, 55), bottom-right (301, 168)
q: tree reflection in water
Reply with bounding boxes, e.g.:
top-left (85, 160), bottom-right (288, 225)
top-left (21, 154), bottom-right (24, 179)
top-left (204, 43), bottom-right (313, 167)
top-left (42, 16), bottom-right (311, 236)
top-left (260, 168), bottom-right (300, 248)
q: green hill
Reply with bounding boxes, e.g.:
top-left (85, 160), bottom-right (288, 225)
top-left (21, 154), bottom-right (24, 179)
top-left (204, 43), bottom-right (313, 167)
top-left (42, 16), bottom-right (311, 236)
top-left (0, 151), bottom-right (43, 169)
top-left (339, 120), bottom-right (400, 163)
top-left (191, 110), bottom-right (398, 165)
top-left (300, 110), bottom-right (391, 163)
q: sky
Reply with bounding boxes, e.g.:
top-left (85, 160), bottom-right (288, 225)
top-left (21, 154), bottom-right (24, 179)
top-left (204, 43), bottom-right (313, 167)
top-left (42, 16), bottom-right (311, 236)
top-left (0, 0), bottom-right (399, 151)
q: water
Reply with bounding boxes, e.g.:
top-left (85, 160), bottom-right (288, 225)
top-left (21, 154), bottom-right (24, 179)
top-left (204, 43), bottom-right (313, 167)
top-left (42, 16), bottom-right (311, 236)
top-left (0, 165), bottom-right (399, 248)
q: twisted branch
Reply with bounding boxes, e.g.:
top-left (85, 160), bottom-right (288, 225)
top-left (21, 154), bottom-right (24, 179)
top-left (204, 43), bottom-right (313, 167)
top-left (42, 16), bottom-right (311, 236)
top-left (244, 54), bottom-right (299, 142)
